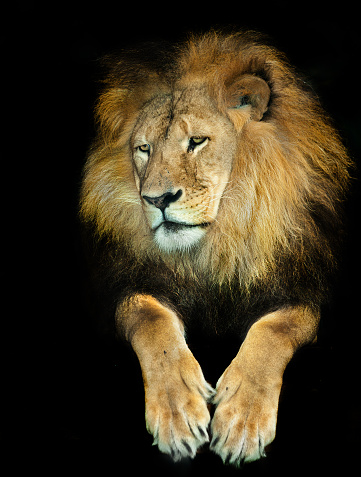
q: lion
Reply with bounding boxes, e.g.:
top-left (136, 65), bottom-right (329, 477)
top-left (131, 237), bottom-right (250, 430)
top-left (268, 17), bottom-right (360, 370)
top-left (80, 31), bottom-right (351, 466)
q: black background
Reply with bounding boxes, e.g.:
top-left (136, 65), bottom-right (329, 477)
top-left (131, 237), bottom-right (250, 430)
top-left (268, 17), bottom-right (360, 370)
top-left (14, 1), bottom-right (361, 474)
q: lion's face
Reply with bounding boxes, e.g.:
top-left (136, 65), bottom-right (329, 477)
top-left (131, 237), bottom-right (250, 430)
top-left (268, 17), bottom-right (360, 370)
top-left (131, 87), bottom-right (238, 252)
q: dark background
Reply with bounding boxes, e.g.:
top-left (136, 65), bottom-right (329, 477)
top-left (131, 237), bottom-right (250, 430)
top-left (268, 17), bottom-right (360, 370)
top-left (15, 1), bottom-right (360, 474)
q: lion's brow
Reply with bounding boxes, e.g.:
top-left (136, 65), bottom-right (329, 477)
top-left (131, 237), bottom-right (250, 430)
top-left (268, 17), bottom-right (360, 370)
top-left (164, 106), bottom-right (174, 140)
top-left (164, 89), bottom-right (188, 140)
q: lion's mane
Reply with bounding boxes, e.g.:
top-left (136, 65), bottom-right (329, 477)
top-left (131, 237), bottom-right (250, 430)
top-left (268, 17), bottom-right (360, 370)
top-left (80, 31), bottom-right (351, 333)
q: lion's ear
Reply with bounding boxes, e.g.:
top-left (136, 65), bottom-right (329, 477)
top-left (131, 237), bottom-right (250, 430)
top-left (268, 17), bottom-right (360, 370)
top-left (226, 75), bottom-right (270, 122)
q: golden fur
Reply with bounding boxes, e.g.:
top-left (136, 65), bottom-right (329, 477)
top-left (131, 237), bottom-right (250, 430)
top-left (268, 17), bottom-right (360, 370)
top-left (80, 31), bottom-right (350, 291)
top-left (80, 30), bottom-right (352, 466)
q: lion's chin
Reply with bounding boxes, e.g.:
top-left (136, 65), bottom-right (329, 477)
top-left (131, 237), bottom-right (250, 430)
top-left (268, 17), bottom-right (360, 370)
top-left (154, 222), bottom-right (207, 252)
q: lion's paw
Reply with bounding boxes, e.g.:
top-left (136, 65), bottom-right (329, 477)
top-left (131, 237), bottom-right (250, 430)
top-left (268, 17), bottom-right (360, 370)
top-left (210, 361), bottom-right (280, 466)
top-left (144, 351), bottom-right (215, 461)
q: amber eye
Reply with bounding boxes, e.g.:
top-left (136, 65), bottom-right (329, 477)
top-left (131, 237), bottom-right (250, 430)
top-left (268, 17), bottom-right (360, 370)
top-left (188, 136), bottom-right (208, 152)
top-left (191, 136), bottom-right (207, 144)
top-left (138, 144), bottom-right (150, 153)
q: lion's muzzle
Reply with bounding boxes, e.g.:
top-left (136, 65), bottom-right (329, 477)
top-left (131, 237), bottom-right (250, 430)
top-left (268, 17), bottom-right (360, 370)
top-left (143, 189), bottom-right (183, 212)
top-left (141, 189), bottom-right (209, 252)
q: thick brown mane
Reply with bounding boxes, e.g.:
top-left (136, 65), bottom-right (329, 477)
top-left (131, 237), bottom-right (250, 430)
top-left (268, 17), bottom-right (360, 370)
top-left (80, 31), bottom-right (351, 292)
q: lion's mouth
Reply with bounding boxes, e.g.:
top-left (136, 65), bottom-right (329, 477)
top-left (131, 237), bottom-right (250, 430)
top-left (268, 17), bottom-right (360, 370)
top-left (153, 220), bottom-right (211, 252)
top-left (157, 221), bottom-right (210, 233)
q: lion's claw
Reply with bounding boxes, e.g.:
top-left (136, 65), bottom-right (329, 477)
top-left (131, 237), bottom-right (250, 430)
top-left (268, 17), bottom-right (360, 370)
top-left (144, 350), bottom-right (214, 462)
top-left (209, 360), bottom-right (279, 466)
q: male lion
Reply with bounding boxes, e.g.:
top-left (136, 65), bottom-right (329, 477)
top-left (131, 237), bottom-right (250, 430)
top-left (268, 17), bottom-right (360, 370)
top-left (80, 31), bottom-right (351, 466)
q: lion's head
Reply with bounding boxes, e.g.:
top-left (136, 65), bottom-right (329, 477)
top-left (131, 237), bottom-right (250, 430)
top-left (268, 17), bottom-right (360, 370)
top-left (131, 79), bottom-right (269, 252)
top-left (80, 31), bottom-right (350, 287)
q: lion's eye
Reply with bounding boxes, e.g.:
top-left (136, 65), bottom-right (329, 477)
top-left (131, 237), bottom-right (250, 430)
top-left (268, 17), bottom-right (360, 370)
top-left (188, 136), bottom-right (208, 152)
top-left (138, 144), bottom-right (150, 153)
top-left (191, 136), bottom-right (207, 145)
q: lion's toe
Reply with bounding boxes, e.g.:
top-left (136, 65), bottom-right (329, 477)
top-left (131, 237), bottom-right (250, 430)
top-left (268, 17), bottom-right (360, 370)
top-left (144, 352), bottom-right (214, 461)
top-left (147, 391), bottom-right (211, 460)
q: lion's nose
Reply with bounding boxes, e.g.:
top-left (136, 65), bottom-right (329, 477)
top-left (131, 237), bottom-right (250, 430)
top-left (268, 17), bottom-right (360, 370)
top-left (143, 190), bottom-right (182, 212)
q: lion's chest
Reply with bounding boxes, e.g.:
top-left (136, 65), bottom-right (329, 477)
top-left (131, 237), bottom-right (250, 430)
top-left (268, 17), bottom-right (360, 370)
top-left (129, 265), bottom-right (281, 338)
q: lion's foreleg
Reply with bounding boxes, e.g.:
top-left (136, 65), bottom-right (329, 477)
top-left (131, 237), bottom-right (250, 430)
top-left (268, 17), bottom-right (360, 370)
top-left (210, 306), bottom-right (320, 466)
top-left (116, 294), bottom-right (214, 461)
